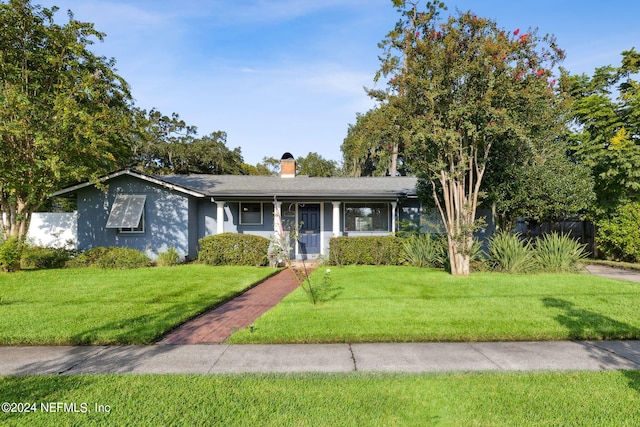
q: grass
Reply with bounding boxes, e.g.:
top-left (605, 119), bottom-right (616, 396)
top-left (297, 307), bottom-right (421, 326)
top-left (1, 371), bottom-right (640, 426)
top-left (0, 265), bottom-right (277, 345)
top-left (229, 266), bottom-right (640, 343)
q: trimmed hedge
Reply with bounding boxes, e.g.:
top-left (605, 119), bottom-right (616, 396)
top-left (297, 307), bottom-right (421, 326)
top-left (198, 233), bottom-right (270, 266)
top-left (66, 247), bottom-right (151, 269)
top-left (328, 236), bottom-right (405, 266)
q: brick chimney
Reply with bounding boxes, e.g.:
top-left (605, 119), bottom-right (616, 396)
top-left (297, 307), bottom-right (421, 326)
top-left (280, 152), bottom-right (295, 178)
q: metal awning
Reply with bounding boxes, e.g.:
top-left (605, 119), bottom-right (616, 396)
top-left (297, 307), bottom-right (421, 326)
top-left (105, 195), bottom-right (146, 228)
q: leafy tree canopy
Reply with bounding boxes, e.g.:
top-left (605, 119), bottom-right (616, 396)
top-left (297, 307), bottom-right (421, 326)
top-left (341, 104), bottom-right (409, 176)
top-left (0, 0), bottom-right (135, 240)
top-left (296, 152), bottom-right (339, 177)
top-left (374, 0), bottom-right (567, 275)
top-left (131, 108), bottom-right (251, 175)
top-left (563, 48), bottom-right (640, 217)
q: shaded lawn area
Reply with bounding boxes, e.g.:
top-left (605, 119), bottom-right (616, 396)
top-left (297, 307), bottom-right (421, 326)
top-left (2, 372), bottom-right (640, 426)
top-left (0, 265), bottom-right (277, 345)
top-left (229, 266), bottom-right (640, 344)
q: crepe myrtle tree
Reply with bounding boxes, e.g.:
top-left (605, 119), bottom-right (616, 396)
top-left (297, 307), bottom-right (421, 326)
top-left (375, 1), bottom-right (566, 275)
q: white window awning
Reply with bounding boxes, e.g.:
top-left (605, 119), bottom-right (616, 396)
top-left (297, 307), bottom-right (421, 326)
top-left (106, 195), bottom-right (146, 228)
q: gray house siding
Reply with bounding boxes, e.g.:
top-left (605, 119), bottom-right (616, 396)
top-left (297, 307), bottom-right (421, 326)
top-left (187, 197), bottom-right (200, 259)
top-left (198, 199), bottom-right (217, 238)
top-left (76, 176), bottom-right (194, 259)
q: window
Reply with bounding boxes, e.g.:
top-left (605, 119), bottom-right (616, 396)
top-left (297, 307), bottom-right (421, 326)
top-left (344, 203), bottom-right (389, 232)
top-left (118, 213), bottom-right (145, 233)
top-left (105, 194), bottom-right (146, 234)
top-left (240, 202), bottom-right (263, 225)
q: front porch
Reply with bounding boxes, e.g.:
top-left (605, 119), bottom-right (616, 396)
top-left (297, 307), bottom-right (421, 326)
top-left (208, 199), bottom-right (407, 260)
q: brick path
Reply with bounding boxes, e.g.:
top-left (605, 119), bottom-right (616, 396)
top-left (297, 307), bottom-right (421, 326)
top-left (158, 268), bottom-right (302, 344)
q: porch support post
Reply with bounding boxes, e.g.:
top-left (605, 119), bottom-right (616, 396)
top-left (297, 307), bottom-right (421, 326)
top-left (332, 201), bottom-right (341, 237)
top-left (215, 201), bottom-right (225, 234)
top-left (391, 201), bottom-right (398, 234)
top-left (272, 200), bottom-right (282, 239)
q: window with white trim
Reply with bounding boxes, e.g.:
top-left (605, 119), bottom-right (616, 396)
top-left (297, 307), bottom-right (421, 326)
top-left (240, 202), bottom-right (263, 225)
top-left (344, 203), bottom-right (389, 232)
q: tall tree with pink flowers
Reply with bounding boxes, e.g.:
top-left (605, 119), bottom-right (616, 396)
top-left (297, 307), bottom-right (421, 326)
top-left (374, 1), bottom-right (568, 275)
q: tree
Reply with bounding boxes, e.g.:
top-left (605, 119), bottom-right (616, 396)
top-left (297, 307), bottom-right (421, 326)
top-left (296, 152), bottom-right (338, 177)
top-left (163, 132), bottom-right (245, 175)
top-left (132, 109), bottom-right (245, 175)
top-left (0, 0), bottom-right (135, 241)
top-left (341, 104), bottom-right (409, 176)
top-left (488, 147), bottom-right (594, 231)
top-left (563, 48), bottom-right (640, 217)
top-left (131, 108), bottom-right (197, 172)
top-left (376, 1), bottom-right (566, 275)
top-left (240, 162), bottom-right (275, 176)
top-left (258, 157), bottom-right (281, 175)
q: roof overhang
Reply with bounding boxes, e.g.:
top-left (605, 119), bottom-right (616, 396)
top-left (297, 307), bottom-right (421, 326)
top-left (50, 169), bottom-right (207, 198)
top-left (212, 193), bottom-right (415, 201)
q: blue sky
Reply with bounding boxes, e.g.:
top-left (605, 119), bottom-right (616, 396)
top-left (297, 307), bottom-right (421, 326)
top-left (36, 0), bottom-right (640, 165)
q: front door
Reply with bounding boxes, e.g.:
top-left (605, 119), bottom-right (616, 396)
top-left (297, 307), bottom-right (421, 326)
top-left (298, 204), bottom-right (320, 257)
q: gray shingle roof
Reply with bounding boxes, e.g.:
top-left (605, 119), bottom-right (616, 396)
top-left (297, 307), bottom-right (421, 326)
top-left (50, 169), bottom-right (418, 201)
top-left (156, 174), bottom-right (418, 200)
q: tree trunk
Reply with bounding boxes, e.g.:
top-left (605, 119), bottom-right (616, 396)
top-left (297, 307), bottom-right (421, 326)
top-left (0, 195), bottom-right (33, 242)
top-left (448, 236), bottom-right (471, 275)
top-left (389, 143), bottom-right (398, 177)
top-left (433, 173), bottom-right (476, 276)
top-left (432, 143), bottom-right (489, 276)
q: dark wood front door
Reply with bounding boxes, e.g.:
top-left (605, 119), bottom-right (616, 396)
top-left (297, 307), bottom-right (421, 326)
top-left (298, 204), bottom-right (320, 256)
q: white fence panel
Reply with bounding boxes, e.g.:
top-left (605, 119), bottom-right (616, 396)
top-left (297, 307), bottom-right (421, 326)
top-left (26, 212), bottom-right (78, 248)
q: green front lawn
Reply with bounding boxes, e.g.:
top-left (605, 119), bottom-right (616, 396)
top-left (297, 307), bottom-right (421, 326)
top-left (229, 266), bottom-right (640, 343)
top-left (2, 372), bottom-right (640, 426)
top-left (0, 265), bottom-right (277, 345)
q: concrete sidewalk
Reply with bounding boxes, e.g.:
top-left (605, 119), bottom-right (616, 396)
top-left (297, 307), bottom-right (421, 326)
top-left (1, 341), bottom-right (640, 375)
top-left (585, 264), bottom-right (640, 282)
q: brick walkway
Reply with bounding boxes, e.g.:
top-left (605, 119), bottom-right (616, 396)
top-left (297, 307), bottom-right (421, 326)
top-left (158, 268), bottom-right (302, 344)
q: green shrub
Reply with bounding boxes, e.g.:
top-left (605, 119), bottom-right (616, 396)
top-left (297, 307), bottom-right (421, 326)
top-left (487, 232), bottom-right (534, 273)
top-left (21, 246), bottom-right (70, 269)
top-left (402, 233), bottom-right (446, 268)
top-left (469, 239), bottom-right (489, 272)
top-left (66, 247), bottom-right (108, 268)
top-left (67, 247), bottom-right (109, 268)
top-left (66, 247), bottom-right (151, 269)
top-left (534, 232), bottom-right (588, 273)
top-left (0, 237), bottom-right (23, 272)
top-left (156, 246), bottom-right (181, 267)
top-left (198, 233), bottom-right (269, 266)
top-left (596, 202), bottom-right (640, 262)
top-left (328, 236), bottom-right (404, 266)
